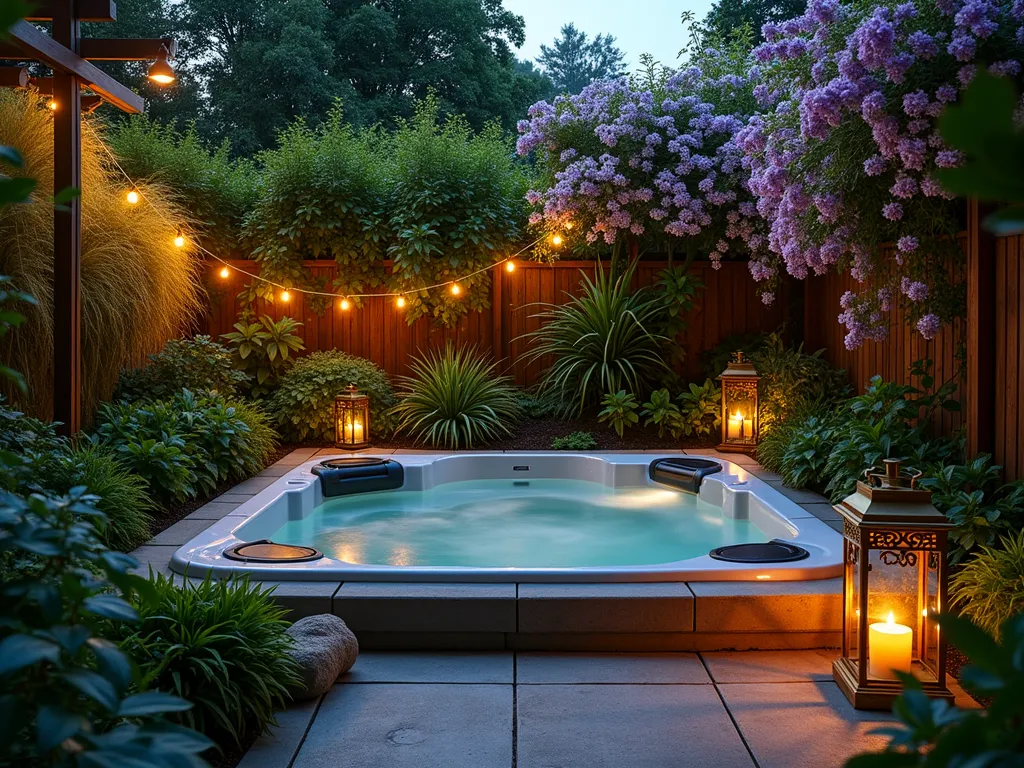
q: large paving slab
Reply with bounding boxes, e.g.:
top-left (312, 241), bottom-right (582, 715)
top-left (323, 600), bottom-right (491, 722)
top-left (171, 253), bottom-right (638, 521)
top-left (292, 683), bottom-right (512, 768)
top-left (262, 581), bottom-right (340, 620)
top-left (224, 474), bottom-right (280, 494)
top-left (182, 501), bottom-right (245, 521)
top-left (517, 652), bottom-right (710, 684)
top-left (702, 649), bottom-right (838, 683)
top-left (516, 683), bottom-right (753, 768)
top-left (146, 518), bottom-right (218, 546)
top-left (718, 681), bottom-right (893, 768)
top-left (342, 652), bottom-right (513, 683)
top-left (128, 544), bottom-right (177, 576)
top-left (333, 582), bottom-right (516, 633)
top-left (236, 696), bottom-right (321, 768)
top-left (517, 583), bottom-right (694, 634)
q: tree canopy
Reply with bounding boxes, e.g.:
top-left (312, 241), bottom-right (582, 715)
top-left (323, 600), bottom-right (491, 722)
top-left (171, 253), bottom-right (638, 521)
top-left (537, 23), bottom-right (627, 95)
top-left (700, 0), bottom-right (808, 46)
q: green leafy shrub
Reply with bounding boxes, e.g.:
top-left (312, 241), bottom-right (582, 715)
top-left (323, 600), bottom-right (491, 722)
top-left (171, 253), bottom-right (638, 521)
top-left (221, 315), bottom-right (305, 396)
top-left (921, 455), bottom-right (1024, 565)
top-left (514, 392), bottom-right (559, 419)
top-left (0, 397), bottom-right (63, 489)
top-left (270, 350), bottom-right (396, 442)
top-left (598, 390), bottom-right (640, 437)
top-left (523, 261), bottom-right (669, 414)
top-left (551, 431), bottom-right (598, 450)
top-left (391, 345), bottom-right (521, 449)
top-left (677, 379), bottom-right (722, 437)
top-left (950, 530), bottom-right (1024, 640)
top-left (95, 390), bottom-right (278, 503)
top-left (0, 484), bottom-right (211, 766)
top-left (50, 444), bottom-right (154, 553)
top-left (115, 574), bottom-right (301, 749)
top-left (701, 331), bottom-right (768, 380)
top-left (641, 388), bottom-right (683, 438)
top-left (776, 413), bottom-right (841, 489)
top-left (654, 265), bottom-right (703, 364)
top-left (115, 336), bottom-right (250, 403)
top-left (846, 613), bottom-right (1024, 768)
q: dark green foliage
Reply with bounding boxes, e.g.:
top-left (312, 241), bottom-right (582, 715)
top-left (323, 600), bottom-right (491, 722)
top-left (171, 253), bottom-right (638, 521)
top-left (105, 118), bottom-right (259, 249)
top-left (550, 431), bottom-right (598, 450)
top-left (950, 529), bottom-right (1024, 639)
top-left (0, 484), bottom-right (211, 767)
top-left (773, 413), bottom-right (841, 488)
top-left (391, 345), bottom-right (522, 449)
top-left (846, 613), bottom-right (1024, 768)
top-left (115, 336), bottom-right (250, 403)
top-left (676, 379), bottom-right (722, 437)
top-left (920, 455), bottom-right (1024, 565)
top-left (598, 390), bottom-right (640, 437)
top-left (701, 331), bottom-right (768, 380)
top-left (699, 0), bottom-right (808, 47)
top-left (523, 262), bottom-right (670, 414)
top-left (0, 275), bottom-right (35, 393)
top-left (655, 266), bottom-right (703, 367)
top-left (0, 397), bottom-right (64, 490)
top-left (115, 574), bottom-right (301, 749)
top-left (51, 444), bottom-right (155, 553)
top-left (221, 316), bottom-right (305, 396)
top-left (95, 390), bottom-right (278, 504)
top-left (642, 388), bottom-right (684, 439)
top-left (514, 392), bottom-right (560, 419)
top-left (537, 23), bottom-right (626, 94)
top-left (270, 350), bottom-right (397, 442)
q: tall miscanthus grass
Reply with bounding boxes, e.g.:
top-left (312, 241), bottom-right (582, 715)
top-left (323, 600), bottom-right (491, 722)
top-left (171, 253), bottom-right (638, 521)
top-left (521, 260), bottom-right (669, 414)
top-left (391, 344), bottom-right (522, 449)
top-left (0, 90), bottom-right (202, 421)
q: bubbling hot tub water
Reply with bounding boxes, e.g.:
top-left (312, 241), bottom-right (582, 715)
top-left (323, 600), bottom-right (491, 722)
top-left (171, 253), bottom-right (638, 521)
top-left (270, 478), bottom-right (764, 568)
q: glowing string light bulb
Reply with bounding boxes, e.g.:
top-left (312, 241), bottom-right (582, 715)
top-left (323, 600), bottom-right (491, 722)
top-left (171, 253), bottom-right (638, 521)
top-left (550, 234), bottom-right (563, 247)
top-left (450, 283), bottom-right (462, 296)
top-left (339, 298), bottom-right (351, 311)
top-left (126, 188), bottom-right (140, 205)
top-left (47, 99), bottom-right (58, 112)
top-left (396, 296), bottom-right (406, 308)
top-left (564, 221), bottom-right (574, 230)
top-left (281, 290), bottom-right (291, 303)
top-left (174, 231), bottom-right (186, 248)
top-left (219, 266), bottom-right (230, 279)
top-left (505, 260), bottom-right (516, 273)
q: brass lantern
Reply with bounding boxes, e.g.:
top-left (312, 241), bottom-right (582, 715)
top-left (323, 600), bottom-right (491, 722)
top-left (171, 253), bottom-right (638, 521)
top-left (833, 459), bottom-right (953, 710)
top-left (716, 351), bottom-right (759, 454)
top-left (334, 385), bottom-right (370, 450)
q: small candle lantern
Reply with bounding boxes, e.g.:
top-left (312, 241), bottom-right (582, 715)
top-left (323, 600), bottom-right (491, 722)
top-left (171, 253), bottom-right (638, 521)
top-left (833, 458), bottom-right (954, 710)
top-left (334, 385), bottom-right (370, 450)
top-left (716, 351), bottom-right (759, 454)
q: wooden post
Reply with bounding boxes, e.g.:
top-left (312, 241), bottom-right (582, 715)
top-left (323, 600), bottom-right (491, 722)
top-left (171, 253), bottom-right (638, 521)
top-left (491, 263), bottom-right (503, 370)
top-left (51, 0), bottom-right (82, 434)
top-left (966, 199), bottom-right (995, 457)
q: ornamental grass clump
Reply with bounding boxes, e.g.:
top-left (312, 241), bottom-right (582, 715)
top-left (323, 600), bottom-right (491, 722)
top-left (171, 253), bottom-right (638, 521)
top-left (736, 0), bottom-right (1024, 346)
top-left (523, 261), bottom-right (669, 414)
top-left (950, 529), bottom-right (1024, 640)
top-left (0, 89), bottom-right (202, 421)
top-left (115, 574), bottom-right (301, 749)
top-left (391, 345), bottom-right (522, 449)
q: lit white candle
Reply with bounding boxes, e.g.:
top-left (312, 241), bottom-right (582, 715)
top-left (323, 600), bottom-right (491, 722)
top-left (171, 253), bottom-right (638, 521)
top-left (343, 419), bottom-right (364, 443)
top-left (743, 417), bottom-right (753, 438)
top-left (868, 611), bottom-right (913, 679)
top-left (727, 413), bottom-right (744, 440)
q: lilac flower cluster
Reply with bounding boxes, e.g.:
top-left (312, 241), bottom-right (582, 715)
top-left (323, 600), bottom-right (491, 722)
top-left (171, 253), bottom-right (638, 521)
top-left (517, 65), bottom-right (760, 267)
top-left (737, 0), bottom-right (1023, 347)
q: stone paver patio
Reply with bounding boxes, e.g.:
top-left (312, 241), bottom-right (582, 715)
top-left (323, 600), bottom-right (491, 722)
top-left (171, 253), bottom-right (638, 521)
top-left (238, 649), bottom-right (976, 768)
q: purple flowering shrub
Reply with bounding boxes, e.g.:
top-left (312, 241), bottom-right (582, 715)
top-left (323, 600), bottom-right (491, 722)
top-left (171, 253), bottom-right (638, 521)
top-left (737, 0), bottom-right (1024, 348)
top-left (516, 52), bottom-right (762, 269)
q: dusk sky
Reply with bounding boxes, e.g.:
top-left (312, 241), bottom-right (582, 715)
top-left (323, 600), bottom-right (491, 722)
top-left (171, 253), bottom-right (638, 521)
top-left (504, 0), bottom-right (719, 70)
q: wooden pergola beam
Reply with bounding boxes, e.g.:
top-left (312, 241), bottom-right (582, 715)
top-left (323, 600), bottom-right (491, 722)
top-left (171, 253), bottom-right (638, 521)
top-left (7, 20), bottom-right (142, 112)
top-left (0, 66), bottom-right (29, 87)
top-left (25, 0), bottom-right (116, 22)
top-left (79, 37), bottom-right (175, 60)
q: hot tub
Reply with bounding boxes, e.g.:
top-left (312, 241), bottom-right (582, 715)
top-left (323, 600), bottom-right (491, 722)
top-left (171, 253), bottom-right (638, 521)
top-left (171, 452), bottom-right (843, 582)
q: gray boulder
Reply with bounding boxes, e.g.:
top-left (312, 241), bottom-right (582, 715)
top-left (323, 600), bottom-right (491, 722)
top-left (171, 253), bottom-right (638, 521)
top-left (286, 614), bottom-right (359, 699)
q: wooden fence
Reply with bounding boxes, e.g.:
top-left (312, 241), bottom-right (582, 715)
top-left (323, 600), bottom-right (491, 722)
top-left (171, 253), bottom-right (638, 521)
top-left (199, 259), bottom-right (795, 386)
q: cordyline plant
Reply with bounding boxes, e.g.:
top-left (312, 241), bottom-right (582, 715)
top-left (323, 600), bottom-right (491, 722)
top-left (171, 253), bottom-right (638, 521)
top-left (516, 38), bottom-right (761, 265)
top-left (737, 0), bottom-right (1024, 348)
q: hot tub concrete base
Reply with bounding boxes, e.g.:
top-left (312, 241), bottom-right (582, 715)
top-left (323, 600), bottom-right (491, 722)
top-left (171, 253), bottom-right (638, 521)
top-left (265, 577), bottom-right (841, 652)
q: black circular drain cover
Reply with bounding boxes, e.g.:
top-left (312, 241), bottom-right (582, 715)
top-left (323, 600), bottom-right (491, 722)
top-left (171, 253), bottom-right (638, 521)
top-left (319, 457), bottom-right (386, 469)
top-left (223, 540), bottom-right (323, 563)
top-left (709, 540), bottom-right (810, 563)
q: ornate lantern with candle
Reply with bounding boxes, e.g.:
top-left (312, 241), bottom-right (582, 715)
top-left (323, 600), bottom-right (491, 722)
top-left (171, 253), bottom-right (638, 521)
top-left (716, 351), bottom-right (759, 454)
top-left (833, 458), bottom-right (953, 710)
top-left (334, 385), bottom-right (370, 450)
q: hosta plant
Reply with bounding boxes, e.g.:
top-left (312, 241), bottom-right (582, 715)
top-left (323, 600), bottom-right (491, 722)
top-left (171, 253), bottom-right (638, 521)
top-left (221, 315), bottom-right (305, 396)
top-left (523, 261), bottom-right (669, 414)
top-left (950, 529), bottom-right (1024, 640)
top-left (115, 574), bottom-right (301, 749)
top-left (391, 345), bottom-right (522, 449)
top-left (598, 390), bottom-right (640, 437)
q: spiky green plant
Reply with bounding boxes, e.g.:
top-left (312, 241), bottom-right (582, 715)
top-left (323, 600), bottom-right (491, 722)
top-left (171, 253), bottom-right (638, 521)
top-left (950, 530), bottom-right (1024, 640)
top-left (50, 443), bottom-right (154, 552)
top-left (521, 261), bottom-right (669, 414)
top-left (116, 574), bottom-right (301, 749)
top-left (0, 89), bottom-right (202, 422)
top-left (391, 345), bottom-right (522, 449)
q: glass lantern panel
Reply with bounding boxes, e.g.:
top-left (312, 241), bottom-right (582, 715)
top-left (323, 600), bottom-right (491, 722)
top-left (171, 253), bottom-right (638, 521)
top-left (919, 551), bottom-right (941, 680)
top-left (865, 545), bottom-right (927, 682)
top-left (722, 383), bottom-right (757, 445)
top-left (846, 543), bottom-right (861, 664)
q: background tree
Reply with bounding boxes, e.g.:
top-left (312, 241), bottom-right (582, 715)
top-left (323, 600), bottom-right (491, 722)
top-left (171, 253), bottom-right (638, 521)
top-left (537, 23), bottom-right (626, 95)
top-left (700, 0), bottom-right (807, 46)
